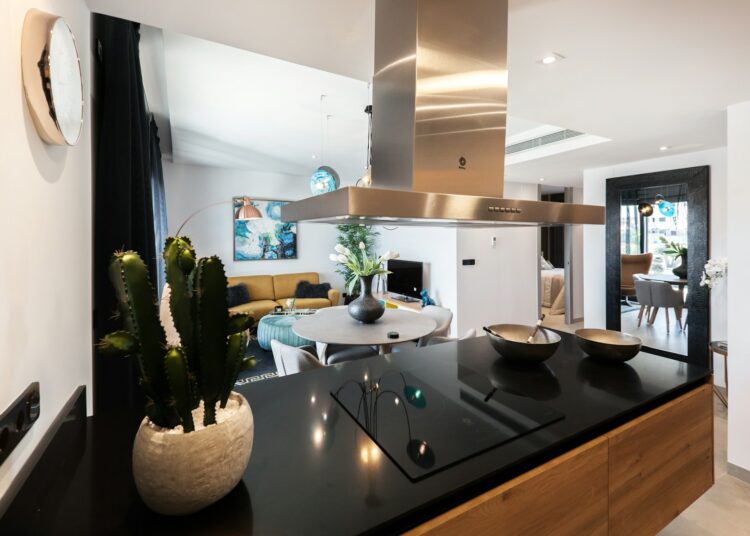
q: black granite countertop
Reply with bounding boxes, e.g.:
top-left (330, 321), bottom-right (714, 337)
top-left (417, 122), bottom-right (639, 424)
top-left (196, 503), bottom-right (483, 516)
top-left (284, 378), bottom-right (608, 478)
top-left (2, 332), bottom-right (709, 535)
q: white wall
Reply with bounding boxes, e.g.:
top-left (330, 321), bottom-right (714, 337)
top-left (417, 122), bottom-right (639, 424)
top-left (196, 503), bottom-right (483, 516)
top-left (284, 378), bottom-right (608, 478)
top-left (163, 161), bottom-right (345, 289)
top-left (375, 226), bottom-right (459, 333)
top-left (727, 101), bottom-right (750, 474)
top-left (0, 0), bottom-right (92, 505)
top-left (570, 188), bottom-right (585, 321)
top-left (456, 182), bottom-right (540, 335)
top-left (582, 147), bottom-right (729, 379)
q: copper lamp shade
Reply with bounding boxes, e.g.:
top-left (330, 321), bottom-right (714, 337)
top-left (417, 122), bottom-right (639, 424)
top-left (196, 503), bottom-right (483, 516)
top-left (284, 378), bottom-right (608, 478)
top-left (235, 197), bottom-right (262, 221)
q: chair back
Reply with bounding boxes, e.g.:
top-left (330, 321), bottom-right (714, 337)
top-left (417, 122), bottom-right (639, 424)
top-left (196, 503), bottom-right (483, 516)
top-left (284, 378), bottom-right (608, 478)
top-left (421, 306), bottom-right (453, 337)
top-left (621, 254), bottom-right (653, 292)
top-left (634, 279), bottom-right (652, 306)
top-left (270, 340), bottom-right (323, 376)
top-left (424, 328), bottom-right (476, 347)
top-left (650, 281), bottom-right (684, 307)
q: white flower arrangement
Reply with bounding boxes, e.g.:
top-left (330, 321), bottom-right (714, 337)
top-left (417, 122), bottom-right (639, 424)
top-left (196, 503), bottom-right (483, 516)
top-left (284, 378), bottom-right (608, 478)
top-left (700, 257), bottom-right (728, 289)
top-left (329, 243), bottom-right (399, 294)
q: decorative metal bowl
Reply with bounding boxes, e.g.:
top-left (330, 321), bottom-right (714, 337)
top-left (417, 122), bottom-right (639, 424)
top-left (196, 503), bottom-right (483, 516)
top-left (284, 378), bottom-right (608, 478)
top-left (574, 329), bottom-right (642, 362)
top-left (484, 324), bottom-right (561, 364)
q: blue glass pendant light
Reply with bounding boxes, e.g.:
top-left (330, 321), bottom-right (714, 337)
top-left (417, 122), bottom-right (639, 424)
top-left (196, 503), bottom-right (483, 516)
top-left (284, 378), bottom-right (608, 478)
top-left (309, 166), bottom-right (340, 195)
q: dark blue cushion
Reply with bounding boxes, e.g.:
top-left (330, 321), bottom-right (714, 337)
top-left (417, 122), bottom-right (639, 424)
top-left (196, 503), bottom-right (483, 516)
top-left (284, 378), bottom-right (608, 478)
top-left (227, 284), bottom-right (251, 307)
top-left (294, 280), bottom-right (331, 299)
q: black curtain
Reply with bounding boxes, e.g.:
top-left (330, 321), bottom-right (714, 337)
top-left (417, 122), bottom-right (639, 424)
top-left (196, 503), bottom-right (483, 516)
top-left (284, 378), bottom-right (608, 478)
top-left (92, 15), bottom-right (162, 413)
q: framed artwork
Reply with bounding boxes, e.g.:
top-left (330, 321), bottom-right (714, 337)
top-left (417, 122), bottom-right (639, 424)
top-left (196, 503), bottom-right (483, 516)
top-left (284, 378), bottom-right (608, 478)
top-left (233, 197), bottom-right (298, 261)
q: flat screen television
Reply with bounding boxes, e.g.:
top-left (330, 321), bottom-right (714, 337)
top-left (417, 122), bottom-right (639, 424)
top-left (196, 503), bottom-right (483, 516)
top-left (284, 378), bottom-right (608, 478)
top-left (387, 259), bottom-right (423, 299)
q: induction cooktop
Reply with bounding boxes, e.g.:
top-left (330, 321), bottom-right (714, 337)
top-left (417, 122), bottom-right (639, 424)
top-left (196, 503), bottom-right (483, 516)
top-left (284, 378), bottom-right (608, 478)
top-left (331, 360), bottom-right (564, 481)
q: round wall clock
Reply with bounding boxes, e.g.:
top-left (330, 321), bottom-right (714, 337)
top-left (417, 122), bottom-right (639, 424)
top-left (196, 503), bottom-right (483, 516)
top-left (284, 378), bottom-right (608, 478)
top-left (21, 9), bottom-right (84, 146)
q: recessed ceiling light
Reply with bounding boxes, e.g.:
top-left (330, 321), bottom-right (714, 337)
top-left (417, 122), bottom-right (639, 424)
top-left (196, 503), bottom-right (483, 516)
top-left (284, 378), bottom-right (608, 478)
top-left (312, 154), bottom-right (317, 159)
top-left (539, 53), bottom-right (564, 65)
top-left (659, 146), bottom-right (670, 151)
top-left (539, 177), bottom-right (545, 182)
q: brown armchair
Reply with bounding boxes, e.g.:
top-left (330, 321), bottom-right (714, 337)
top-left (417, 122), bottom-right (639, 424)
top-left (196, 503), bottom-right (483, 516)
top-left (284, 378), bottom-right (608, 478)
top-left (621, 253), bottom-right (653, 298)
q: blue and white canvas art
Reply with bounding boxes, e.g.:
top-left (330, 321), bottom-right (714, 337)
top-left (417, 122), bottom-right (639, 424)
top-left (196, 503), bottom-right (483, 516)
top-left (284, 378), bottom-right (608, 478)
top-left (233, 198), bottom-right (297, 261)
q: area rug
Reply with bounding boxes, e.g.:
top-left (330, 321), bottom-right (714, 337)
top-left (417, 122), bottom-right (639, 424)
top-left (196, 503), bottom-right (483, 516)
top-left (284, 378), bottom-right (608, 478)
top-left (235, 338), bottom-right (278, 385)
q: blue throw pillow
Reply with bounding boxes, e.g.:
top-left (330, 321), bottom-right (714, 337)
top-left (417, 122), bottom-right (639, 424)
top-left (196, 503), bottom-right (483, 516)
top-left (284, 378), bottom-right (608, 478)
top-left (227, 284), bottom-right (251, 307)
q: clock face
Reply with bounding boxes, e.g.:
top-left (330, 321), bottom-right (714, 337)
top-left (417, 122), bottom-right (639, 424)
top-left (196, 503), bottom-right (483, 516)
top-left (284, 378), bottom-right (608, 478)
top-left (48, 18), bottom-right (83, 145)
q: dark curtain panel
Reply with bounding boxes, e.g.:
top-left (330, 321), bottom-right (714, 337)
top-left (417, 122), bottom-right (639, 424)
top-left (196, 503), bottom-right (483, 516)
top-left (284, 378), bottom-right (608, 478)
top-left (92, 15), bottom-right (160, 413)
top-left (150, 115), bottom-right (168, 296)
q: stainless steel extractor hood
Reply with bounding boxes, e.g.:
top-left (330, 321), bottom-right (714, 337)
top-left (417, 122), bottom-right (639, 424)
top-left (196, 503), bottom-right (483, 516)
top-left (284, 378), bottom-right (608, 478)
top-left (282, 0), bottom-right (604, 227)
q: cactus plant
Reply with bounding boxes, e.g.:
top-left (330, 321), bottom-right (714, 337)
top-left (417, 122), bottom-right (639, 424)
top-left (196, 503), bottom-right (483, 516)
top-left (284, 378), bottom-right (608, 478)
top-left (99, 237), bottom-right (255, 431)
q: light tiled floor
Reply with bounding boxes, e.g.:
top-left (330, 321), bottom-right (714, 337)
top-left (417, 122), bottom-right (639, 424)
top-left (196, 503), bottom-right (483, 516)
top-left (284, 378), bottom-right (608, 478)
top-left (659, 392), bottom-right (750, 535)
top-left (621, 308), bottom-right (688, 355)
top-left (540, 307), bottom-right (583, 333)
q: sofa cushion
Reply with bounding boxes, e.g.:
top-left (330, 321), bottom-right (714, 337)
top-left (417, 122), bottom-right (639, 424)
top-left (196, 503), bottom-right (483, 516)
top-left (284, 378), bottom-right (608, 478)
top-left (273, 272), bottom-right (319, 300)
top-left (228, 275), bottom-right (275, 301)
top-left (227, 284), bottom-right (251, 307)
top-left (276, 298), bottom-right (331, 310)
top-left (229, 300), bottom-right (279, 320)
top-left (295, 280), bottom-right (332, 299)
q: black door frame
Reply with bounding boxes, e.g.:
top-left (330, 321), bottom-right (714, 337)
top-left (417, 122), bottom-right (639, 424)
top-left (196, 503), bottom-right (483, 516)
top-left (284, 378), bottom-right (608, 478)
top-left (605, 166), bottom-right (710, 367)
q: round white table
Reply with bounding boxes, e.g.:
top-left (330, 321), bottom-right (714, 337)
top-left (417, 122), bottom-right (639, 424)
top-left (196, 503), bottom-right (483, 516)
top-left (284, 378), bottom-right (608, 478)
top-left (292, 306), bottom-right (437, 355)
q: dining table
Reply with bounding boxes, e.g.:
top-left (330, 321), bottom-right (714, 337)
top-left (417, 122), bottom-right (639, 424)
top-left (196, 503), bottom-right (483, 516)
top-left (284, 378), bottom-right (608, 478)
top-left (292, 305), bottom-right (437, 355)
top-left (639, 273), bottom-right (688, 288)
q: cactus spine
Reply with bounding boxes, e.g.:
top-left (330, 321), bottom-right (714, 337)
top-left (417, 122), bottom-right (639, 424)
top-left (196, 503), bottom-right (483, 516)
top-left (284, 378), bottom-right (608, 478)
top-left (99, 237), bottom-right (255, 432)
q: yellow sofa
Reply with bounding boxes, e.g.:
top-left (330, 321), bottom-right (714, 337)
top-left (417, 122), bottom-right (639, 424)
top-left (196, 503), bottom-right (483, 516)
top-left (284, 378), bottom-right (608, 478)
top-left (228, 272), bottom-right (340, 320)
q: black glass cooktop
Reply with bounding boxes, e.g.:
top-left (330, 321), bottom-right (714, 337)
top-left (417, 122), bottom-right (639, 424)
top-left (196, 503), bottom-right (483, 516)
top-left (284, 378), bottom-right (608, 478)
top-left (331, 360), bottom-right (564, 481)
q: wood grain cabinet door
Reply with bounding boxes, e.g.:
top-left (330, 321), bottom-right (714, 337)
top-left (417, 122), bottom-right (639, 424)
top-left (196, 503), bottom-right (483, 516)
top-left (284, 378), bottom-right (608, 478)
top-left (407, 436), bottom-right (609, 536)
top-left (607, 384), bottom-right (714, 536)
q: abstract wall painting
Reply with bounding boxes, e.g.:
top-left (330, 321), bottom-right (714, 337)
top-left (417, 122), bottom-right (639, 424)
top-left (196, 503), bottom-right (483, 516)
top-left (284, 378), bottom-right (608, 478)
top-left (233, 197), bottom-right (297, 261)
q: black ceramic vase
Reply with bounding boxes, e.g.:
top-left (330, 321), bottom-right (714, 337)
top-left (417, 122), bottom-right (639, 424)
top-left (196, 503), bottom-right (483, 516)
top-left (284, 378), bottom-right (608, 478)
top-left (347, 275), bottom-right (384, 323)
top-left (672, 253), bottom-right (688, 278)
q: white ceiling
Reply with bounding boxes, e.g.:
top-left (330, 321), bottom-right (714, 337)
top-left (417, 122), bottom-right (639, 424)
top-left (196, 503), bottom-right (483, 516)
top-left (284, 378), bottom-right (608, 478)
top-left (90, 0), bottom-right (750, 187)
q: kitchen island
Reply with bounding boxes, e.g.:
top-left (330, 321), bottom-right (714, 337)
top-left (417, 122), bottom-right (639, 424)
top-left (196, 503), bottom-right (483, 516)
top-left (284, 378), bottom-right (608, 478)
top-left (1, 332), bottom-right (712, 535)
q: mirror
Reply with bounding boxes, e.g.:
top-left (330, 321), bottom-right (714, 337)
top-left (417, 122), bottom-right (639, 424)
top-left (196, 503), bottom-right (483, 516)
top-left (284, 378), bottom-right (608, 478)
top-left (21, 9), bottom-right (84, 146)
top-left (605, 167), bottom-right (710, 366)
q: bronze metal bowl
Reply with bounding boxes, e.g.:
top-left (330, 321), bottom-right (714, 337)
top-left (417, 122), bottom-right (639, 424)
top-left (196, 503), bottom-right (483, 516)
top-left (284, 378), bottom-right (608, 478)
top-left (574, 329), bottom-right (642, 362)
top-left (484, 324), bottom-right (561, 364)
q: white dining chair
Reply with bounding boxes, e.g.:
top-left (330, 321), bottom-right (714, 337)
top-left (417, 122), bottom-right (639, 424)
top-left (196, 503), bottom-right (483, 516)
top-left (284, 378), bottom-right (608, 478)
top-left (388, 306), bottom-right (454, 352)
top-left (633, 279), bottom-right (653, 327)
top-left (649, 281), bottom-right (685, 333)
top-left (425, 328), bottom-right (477, 346)
top-left (270, 340), bottom-right (324, 376)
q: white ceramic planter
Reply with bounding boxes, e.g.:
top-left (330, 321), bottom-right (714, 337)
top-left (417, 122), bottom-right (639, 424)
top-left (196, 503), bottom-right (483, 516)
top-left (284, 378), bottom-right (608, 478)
top-left (132, 392), bottom-right (254, 515)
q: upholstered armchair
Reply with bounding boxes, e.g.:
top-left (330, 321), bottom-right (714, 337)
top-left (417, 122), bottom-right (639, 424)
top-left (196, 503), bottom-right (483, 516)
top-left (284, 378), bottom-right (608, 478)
top-left (621, 253), bottom-right (653, 299)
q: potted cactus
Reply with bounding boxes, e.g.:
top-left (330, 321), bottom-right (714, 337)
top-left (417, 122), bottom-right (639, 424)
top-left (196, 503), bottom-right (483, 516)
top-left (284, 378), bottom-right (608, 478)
top-left (99, 236), bottom-right (255, 515)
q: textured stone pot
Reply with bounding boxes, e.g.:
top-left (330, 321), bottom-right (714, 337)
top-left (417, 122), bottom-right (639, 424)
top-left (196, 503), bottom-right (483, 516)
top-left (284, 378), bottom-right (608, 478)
top-left (132, 392), bottom-right (254, 515)
top-left (347, 274), bottom-right (384, 323)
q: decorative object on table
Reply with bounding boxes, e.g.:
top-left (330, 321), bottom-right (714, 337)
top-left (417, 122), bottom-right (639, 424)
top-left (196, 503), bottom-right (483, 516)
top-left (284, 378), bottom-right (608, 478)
top-left (257, 314), bottom-right (314, 351)
top-left (98, 236), bottom-right (256, 515)
top-left (334, 224), bottom-right (380, 296)
top-left (526, 314), bottom-right (546, 343)
top-left (420, 289), bottom-right (436, 308)
top-left (286, 297), bottom-right (296, 311)
top-left (233, 197), bottom-right (297, 261)
top-left (700, 257), bottom-right (728, 289)
top-left (330, 242), bottom-right (399, 323)
top-left (483, 324), bottom-right (561, 363)
top-left (22, 9), bottom-right (83, 145)
top-left (310, 166), bottom-right (340, 195)
top-left (659, 236), bottom-right (688, 278)
top-left (574, 328), bottom-right (642, 362)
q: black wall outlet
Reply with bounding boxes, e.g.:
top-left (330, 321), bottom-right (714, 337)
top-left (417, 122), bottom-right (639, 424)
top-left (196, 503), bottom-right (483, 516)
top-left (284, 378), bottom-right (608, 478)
top-left (462, 259), bottom-right (476, 266)
top-left (0, 383), bottom-right (40, 466)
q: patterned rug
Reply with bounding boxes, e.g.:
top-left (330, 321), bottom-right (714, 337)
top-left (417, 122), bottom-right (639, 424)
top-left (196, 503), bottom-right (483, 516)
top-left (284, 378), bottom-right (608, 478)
top-left (235, 338), bottom-right (278, 385)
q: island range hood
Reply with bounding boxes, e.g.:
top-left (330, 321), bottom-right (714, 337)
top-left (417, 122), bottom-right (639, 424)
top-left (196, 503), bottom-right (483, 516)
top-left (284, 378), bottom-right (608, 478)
top-left (281, 0), bottom-right (604, 227)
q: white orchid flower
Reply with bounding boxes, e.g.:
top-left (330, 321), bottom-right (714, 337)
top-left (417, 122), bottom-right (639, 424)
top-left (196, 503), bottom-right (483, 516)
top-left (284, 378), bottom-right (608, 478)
top-left (329, 253), bottom-right (339, 262)
top-left (337, 254), bottom-right (349, 263)
top-left (334, 244), bottom-right (350, 255)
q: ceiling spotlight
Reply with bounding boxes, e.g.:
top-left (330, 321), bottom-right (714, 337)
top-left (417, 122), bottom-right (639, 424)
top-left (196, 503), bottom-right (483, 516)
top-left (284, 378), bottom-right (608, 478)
top-left (539, 53), bottom-right (564, 65)
top-left (659, 146), bottom-right (670, 151)
top-left (539, 177), bottom-right (545, 182)
top-left (312, 154), bottom-right (317, 159)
